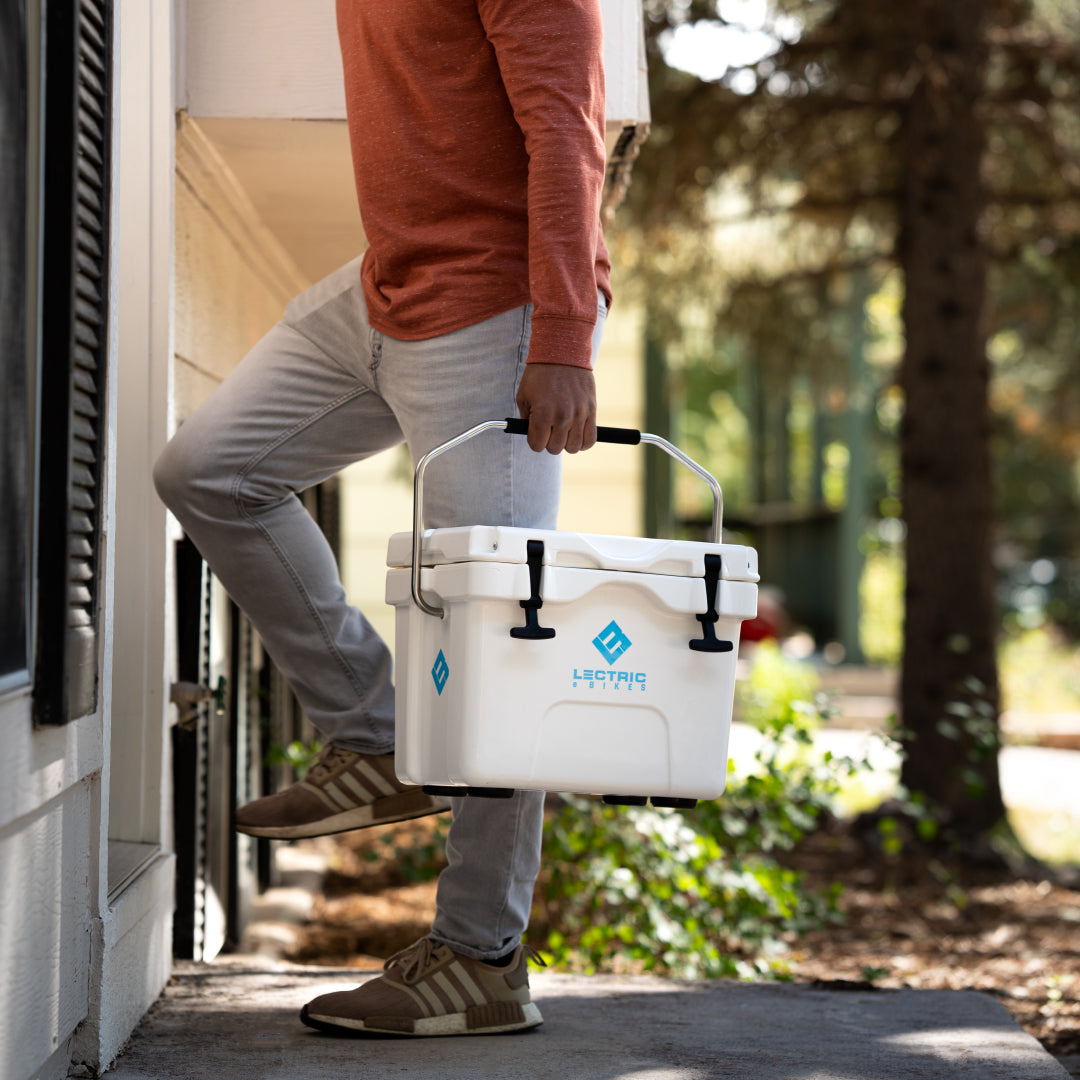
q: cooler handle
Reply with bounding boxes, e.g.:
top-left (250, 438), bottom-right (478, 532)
top-left (411, 418), bottom-right (724, 618)
top-left (503, 417), bottom-right (641, 445)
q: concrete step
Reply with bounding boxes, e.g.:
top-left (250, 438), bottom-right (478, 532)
top-left (104, 962), bottom-right (1068, 1079)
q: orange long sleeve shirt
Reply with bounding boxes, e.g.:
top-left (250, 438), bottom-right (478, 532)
top-left (336, 0), bottom-right (612, 369)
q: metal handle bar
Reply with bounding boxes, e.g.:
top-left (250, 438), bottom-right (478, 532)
top-left (411, 419), bottom-right (724, 618)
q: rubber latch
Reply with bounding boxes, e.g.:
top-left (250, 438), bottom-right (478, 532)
top-left (689, 553), bottom-right (735, 653)
top-left (510, 539), bottom-right (556, 640)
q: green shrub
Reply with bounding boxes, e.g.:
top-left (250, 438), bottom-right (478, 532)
top-left (534, 647), bottom-right (860, 978)
top-left (265, 739), bottom-right (322, 780)
top-left (735, 641), bottom-right (822, 733)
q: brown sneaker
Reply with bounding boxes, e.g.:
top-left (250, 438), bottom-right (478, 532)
top-left (234, 744), bottom-right (450, 839)
top-left (300, 937), bottom-right (543, 1036)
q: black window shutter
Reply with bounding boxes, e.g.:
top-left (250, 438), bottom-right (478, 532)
top-left (35, 0), bottom-right (113, 725)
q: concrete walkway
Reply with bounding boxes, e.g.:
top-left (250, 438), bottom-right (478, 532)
top-left (105, 960), bottom-right (1069, 1079)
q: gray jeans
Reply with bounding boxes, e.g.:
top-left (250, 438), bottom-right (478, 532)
top-left (154, 258), bottom-right (606, 959)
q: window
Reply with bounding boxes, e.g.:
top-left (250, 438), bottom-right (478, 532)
top-left (0, 0), bottom-right (32, 689)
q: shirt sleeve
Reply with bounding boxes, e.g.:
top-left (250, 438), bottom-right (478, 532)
top-left (477, 0), bottom-right (607, 368)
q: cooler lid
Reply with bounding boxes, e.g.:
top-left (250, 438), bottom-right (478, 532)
top-left (386, 526), bottom-right (758, 582)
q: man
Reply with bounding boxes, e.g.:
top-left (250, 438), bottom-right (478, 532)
top-left (154, 0), bottom-right (610, 1037)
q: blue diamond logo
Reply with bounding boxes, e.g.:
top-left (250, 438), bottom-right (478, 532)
top-left (592, 620), bottom-right (631, 665)
top-left (431, 650), bottom-right (449, 695)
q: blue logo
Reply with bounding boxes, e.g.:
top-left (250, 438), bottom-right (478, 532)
top-left (592, 620), bottom-right (631, 665)
top-left (431, 650), bottom-right (449, 695)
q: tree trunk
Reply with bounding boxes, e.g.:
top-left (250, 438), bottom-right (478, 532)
top-left (897, 0), bottom-right (1005, 840)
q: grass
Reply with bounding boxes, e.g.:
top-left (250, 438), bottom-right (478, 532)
top-left (999, 628), bottom-right (1080, 714)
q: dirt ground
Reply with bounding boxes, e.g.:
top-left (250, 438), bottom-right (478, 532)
top-left (288, 815), bottom-right (1080, 1072)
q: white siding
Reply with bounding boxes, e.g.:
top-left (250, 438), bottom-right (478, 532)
top-left (179, 0), bottom-right (347, 120)
top-left (0, 774), bottom-right (95, 1080)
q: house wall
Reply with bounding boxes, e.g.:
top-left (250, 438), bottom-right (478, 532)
top-left (0, 3), bottom-right (201, 1077)
top-left (0, 1), bottom-right (101, 1075)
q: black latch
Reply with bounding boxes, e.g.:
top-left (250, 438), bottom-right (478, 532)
top-left (510, 539), bottom-right (556, 640)
top-left (689, 553), bottom-right (735, 653)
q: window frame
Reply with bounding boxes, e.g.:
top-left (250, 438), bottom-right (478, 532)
top-left (0, 0), bottom-right (37, 695)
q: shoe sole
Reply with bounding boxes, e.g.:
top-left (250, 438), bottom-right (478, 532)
top-left (300, 1001), bottom-right (543, 1036)
top-left (235, 793), bottom-right (452, 839)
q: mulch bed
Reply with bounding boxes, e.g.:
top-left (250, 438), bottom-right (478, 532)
top-left (288, 816), bottom-right (1080, 1071)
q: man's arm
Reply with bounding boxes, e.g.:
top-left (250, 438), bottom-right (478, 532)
top-left (478, 0), bottom-right (608, 454)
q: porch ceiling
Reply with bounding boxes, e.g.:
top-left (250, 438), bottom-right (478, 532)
top-left (196, 117), bottom-right (366, 287)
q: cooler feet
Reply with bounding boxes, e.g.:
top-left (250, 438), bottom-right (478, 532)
top-left (603, 795), bottom-right (699, 809)
top-left (422, 785), bottom-right (515, 798)
top-left (423, 786), bottom-right (698, 808)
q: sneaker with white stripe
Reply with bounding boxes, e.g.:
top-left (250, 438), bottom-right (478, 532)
top-left (234, 744), bottom-right (450, 839)
top-left (300, 937), bottom-right (544, 1036)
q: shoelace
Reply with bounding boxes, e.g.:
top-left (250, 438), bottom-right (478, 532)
top-left (305, 744), bottom-right (354, 783)
top-left (385, 937), bottom-right (443, 984)
top-left (520, 946), bottom-right (544, 972)
top-left (385, 938), bottom-right (547, 985)
top-left (521, 943), bottom-right (547, 968)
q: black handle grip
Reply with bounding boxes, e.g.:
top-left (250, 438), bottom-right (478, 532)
top-left (503, 418), bottom-right (641, 445)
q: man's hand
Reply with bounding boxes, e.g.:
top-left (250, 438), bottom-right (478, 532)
top-left (516, 363), bottom-right (597, 454)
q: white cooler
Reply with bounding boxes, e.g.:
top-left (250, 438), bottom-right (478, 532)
top-left (385, 420), bottom-right (759, 807)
